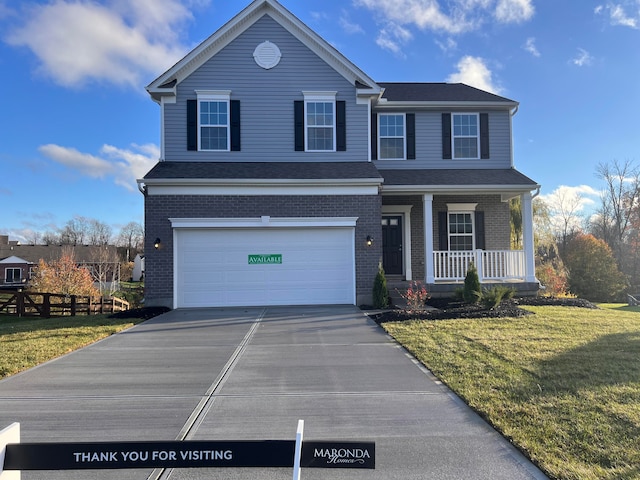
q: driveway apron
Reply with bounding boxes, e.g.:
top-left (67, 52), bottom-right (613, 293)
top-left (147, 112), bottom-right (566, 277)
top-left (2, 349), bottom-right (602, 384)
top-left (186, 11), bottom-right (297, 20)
top-left (0, 306), bottom-right (547, 480)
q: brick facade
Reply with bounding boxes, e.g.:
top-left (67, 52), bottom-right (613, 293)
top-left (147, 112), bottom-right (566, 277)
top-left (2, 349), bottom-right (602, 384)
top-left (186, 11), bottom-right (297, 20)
top-left (145, 194), bottom-right (382, 308)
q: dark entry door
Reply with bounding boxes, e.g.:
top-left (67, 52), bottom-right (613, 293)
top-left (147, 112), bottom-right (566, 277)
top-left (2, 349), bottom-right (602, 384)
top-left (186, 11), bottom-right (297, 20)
top-left (382, 215), bottom-right (403, 275)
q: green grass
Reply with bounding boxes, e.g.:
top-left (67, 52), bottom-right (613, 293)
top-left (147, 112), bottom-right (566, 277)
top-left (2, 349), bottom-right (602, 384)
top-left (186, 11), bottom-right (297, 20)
top-left (0, 314), bottom-right (144, 379)
top-left (383, 306), bottom-right (640, 480)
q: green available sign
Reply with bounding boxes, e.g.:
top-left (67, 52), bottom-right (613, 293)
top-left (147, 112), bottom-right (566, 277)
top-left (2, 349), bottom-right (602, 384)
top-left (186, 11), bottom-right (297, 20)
top-left (248, 254), bottom-right (282, 265)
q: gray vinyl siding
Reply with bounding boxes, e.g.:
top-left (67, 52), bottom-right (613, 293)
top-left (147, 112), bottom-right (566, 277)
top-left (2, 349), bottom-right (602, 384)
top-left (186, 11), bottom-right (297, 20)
top-left (374, 110), bottom-right (513, 169)
top-left (164, 14), bottom-right (368, 162)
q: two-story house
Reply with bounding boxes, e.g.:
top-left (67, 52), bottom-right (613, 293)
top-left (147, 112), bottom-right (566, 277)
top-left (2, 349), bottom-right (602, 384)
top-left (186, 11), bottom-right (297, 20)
top-left (138, 0), bottom-right (539, 309)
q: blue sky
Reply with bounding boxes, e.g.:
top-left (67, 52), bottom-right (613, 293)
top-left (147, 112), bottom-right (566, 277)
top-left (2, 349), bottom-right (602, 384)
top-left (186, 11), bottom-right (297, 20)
top-left (1, 0), bottom-right (639, 243)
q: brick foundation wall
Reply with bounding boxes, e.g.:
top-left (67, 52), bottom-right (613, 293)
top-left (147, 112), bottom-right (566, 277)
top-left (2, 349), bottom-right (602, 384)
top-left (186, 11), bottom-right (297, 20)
top-left (145, 194), bottom-right (381, 308)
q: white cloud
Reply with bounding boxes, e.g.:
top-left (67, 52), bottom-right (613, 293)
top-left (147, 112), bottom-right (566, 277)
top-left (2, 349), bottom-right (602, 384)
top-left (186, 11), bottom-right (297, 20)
top-left (494, 0), bottom-right (534, 23)
top-left (446, 56), bottom-right (503, 94)
top-left (596, 2), bottom-right (639, 28)
top-left (339, 11), bottom-right (365, 34)
top-left (101, 143), bottom-right (160, 190)
top-left (376, 22), bottom-right (413, 56)
top-left (435, 37), bottom-right (458, 53)
top-left (539, 185), bottom-right (600, 235)
top-left (354, 0), bottom-right (535, 37)
top-left (39, 143), bottom-right (158, 191)
top-left (571, 48), bottom-right (594, 67)
top-left (39, 144), bottom-right (114, 178)
top-left (523, 37), bottom-right (540, 57)
top-left (5, 0), bottom-right (202, 88)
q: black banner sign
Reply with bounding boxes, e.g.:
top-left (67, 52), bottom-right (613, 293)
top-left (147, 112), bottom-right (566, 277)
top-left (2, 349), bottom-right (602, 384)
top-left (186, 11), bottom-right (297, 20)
top-left (3, 440), bottom-right (375, 470)
top-left (4, 440), bottom-right (294, 470)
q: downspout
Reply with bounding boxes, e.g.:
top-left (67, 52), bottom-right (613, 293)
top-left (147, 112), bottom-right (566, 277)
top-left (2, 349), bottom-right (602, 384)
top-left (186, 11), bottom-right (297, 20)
top-left (531, 186), bottom-right (540, 199)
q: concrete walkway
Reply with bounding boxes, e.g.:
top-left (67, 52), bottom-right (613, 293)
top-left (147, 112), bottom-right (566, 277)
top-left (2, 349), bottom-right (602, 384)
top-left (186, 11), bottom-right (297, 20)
top-left (0, 306), bottom-right (548, 479)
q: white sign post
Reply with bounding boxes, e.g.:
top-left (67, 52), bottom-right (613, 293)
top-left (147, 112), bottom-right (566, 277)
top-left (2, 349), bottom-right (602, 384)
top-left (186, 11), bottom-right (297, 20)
top-left (293, 420), bottom-right (304, 480)
top-left (0, 423), bottom-right (20, 480)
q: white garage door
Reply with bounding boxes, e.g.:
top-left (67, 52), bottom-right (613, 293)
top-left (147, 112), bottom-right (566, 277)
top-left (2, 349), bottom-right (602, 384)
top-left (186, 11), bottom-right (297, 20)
top-left (175, 227), bottom-right (355, 308)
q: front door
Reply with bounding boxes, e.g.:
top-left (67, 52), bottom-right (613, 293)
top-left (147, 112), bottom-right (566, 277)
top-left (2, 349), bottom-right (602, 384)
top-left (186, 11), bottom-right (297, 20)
top-left (382, 215), bottom-right (403, 275)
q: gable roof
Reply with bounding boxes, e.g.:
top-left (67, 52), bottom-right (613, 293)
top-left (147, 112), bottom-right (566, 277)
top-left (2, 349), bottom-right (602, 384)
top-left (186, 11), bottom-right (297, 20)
top-left (377, 82), bottom-right (518, 108)
top-left (0, 255), bottom-right (31, 264)
top-left (146, 0), bottom-right (380, 103)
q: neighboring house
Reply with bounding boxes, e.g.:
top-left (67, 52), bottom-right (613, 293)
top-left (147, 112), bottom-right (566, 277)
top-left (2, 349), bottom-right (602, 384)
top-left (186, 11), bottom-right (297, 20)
top-left (132, 254), bottom-right (145, 282)
top-left (138, 0), bottom-right (540, 309)
top-left (0, 236), bottom-right (121, 292)
top-left (0, 255), bottom-right (33, 288)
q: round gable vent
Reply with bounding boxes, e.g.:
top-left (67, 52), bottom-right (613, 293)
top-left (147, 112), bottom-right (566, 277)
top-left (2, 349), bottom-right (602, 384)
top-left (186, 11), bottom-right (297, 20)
top-left (253, 41), bottom-right (282, 70)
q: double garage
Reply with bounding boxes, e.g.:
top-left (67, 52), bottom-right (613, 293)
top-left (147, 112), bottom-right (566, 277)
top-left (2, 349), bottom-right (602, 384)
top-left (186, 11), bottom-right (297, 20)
top-left (172, 218), bottom-right (357, 308)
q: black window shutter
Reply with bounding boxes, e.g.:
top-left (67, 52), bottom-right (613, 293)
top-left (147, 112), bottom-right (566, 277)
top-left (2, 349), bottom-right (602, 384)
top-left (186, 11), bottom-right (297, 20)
top-left (230, 100), bottom-right (241, 152)
top-left (438, 212), bottom-right (449, 250)
top-left (480, 113), bottom-right (489, 159)
top-left (371, 113), bottom-right (378, 160)
top-left (442, 113), bottom-right (452, 159)
top-left (187, 99), bottom-right (197, 151)
top-left (475, 211), bottom-right (485, 250)
top-left (406, 113), bottom-right (416, 160)
top-left (336, 101), bottom-right (346, 151)
top-left (294, 101), bottom-right (305, 151)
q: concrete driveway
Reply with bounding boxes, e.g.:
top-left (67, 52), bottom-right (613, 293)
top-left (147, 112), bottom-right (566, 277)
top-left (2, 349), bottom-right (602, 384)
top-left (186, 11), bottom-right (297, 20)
top-left (0, 306), bottom-right (547, 479)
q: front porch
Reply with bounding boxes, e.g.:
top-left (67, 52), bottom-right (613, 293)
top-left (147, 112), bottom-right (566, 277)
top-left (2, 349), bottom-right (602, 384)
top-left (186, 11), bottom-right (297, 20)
top-left (380, 190), bottom-right (539, 297)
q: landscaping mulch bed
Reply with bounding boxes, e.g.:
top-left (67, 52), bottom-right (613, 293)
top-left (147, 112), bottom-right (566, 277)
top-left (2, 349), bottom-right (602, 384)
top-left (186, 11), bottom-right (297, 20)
top-left (109, 306), bottom-right (171, 320)
top-left (369, 297), bottom-right (599, 324)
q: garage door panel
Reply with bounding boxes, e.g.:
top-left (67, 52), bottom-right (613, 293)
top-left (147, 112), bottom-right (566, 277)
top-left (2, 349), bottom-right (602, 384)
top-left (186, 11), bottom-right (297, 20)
top-left (176, 227), bottom-right (355, 308)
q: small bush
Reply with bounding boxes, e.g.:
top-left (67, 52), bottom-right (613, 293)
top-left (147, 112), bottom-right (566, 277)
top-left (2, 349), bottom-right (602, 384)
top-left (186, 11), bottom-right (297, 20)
top-left (372, 264), bottom-right (389, 309)
top-left (481, 286), bottom-right (515, 309)
top-left (398, 281), bottom-right (430, 313)
top-left (463, 263), bottom-right (482, 303)
top-left (536, 261), bottom-right (569, 297)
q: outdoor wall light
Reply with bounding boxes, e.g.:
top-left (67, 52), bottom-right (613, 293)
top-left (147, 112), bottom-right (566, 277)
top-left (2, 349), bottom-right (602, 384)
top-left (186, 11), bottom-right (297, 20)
top-left (366, 235), bottom-right (373, 247)
top-left (154, 238), bottom-right (161, 250)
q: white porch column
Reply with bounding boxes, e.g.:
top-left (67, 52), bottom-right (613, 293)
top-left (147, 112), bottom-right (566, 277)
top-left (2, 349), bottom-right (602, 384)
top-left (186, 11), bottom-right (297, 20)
top-left (521, 192), bottom-right (537, 282)
top-left (423, 194), bottom-right (435, 283)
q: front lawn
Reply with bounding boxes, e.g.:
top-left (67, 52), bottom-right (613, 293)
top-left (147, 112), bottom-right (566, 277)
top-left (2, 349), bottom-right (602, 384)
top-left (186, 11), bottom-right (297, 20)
top-left (383, 305), bottom-right (640, 480)
top-left (0, 314), bottom-right (145, 379)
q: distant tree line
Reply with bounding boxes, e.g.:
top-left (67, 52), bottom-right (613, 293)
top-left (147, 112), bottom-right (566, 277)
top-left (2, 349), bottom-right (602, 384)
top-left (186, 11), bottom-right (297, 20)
top-left (518, 159), bottom-right (639, 302)
top-left (32, 216), bottom-right (144, 261)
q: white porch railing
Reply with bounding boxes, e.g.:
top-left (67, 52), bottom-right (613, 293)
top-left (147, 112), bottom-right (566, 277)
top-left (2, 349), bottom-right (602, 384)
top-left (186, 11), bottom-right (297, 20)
top-left (433, 250), bottom-right (526, 281)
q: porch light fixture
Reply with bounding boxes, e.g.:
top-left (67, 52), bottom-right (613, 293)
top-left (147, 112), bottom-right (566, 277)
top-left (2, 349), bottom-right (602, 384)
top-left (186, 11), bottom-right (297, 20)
top-left (154, 238), bottom-right (161, 250)
top-left (366, 235), bottom-right (373, 247)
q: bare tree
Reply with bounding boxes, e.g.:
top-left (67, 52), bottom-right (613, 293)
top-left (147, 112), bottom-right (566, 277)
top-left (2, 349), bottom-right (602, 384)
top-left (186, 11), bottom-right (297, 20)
top-left (592, 159), bottom-right (640, 266)
top-left (87, 219), bottom-right (112, 246)
top-left (116, 222), bottom-right (144, 261)
top-left (41, 230), bottom-right (60, 245)
top-left (59, 216), bottom-right (91, 245)
top-left (87, 246), bottom-right (121, 295)
top-left (544, 187), bottom-right (586, 257)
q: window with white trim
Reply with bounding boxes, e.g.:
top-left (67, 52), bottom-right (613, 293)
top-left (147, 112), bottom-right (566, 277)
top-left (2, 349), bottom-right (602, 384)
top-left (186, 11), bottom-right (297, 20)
top-left (197, 91), bottom-right (230, 151)
top-left (452, 113), bottom-right (479, 159)
top-left (5, 268), bottom-right (21, 283)
top-left (447, 203), bottom-right (477, 251)
top-left (379, 114), bottom-right (405, 159)
top-left (448, 213), bottom-right (474, 250)
top-left (304, 92), bottom-right (336, 151)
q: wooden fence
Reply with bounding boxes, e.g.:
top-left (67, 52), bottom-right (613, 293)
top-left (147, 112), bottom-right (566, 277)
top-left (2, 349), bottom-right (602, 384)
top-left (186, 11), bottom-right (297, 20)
top-left (0, 290), bottom-right (129, 318)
